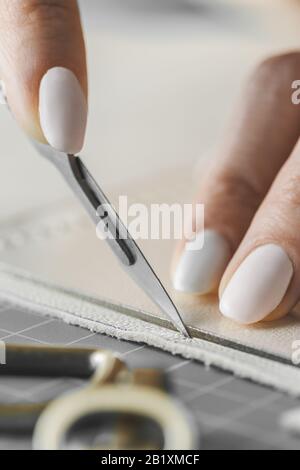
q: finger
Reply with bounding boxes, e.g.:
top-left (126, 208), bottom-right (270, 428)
top-left (172, 52), bottom-right (300, 295)
top-left (0, 0), bottom-right (87, 153)
top-left (218, 137), bottom-right (300, 325)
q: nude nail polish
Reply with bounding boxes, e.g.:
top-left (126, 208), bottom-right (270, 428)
top-left (173, 230), bottom-right (231, 295)
top-left (219, 244), bottom-right (294, 324)
top-left (39, 67), bottom-right (87, 154)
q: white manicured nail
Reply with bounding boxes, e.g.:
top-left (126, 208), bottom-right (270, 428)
top-left (173, 230), bottom-right (231, 294)
top-left (39, 67), bottom-right (87, 154)
top-left (220, 244), bottom-right (293, 324)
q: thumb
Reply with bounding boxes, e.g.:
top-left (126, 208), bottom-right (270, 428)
top-left (0, 0), bottom-right (88, 154)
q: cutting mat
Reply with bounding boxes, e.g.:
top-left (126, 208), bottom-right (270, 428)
top-left (0, 300), bottom-right (299, 450)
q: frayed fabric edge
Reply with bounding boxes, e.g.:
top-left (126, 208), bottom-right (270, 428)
top-left (0, 263), bottom-right (299, 396)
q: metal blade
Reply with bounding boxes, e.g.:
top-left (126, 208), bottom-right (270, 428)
top-left (123, 245), bottom-right (190, 338)
top-left (31, 141), bottom-right (190, 337)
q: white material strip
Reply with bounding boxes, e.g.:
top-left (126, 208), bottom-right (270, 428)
top-left (0, 263), bottom-right (299, 396)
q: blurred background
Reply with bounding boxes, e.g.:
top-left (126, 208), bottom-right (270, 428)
top-left (1, 0), bottom-right (300, 219)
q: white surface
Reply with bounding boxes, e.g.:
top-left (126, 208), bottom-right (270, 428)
top-left (1, 168), bottom-right (300, 365)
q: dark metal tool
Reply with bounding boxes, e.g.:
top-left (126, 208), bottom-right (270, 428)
top-left (31, 140), bottom-right (190, 338)
top-left (0, 81), bottom-right (190, 337)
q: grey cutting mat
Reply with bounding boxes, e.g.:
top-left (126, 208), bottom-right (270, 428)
top-left (0, 300), bottom-right (299, 450)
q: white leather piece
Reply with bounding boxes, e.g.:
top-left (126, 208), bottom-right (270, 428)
top-left (0, 167), bottom-right (300, 395)
top-left (0, 262), bottom-right (300, 396)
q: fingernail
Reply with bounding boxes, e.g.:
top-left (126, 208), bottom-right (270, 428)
top-left (219, 244), bottom-right (293, 324)
top-left (39, 67), bottom-right (87, 154)
top-left (173, 230), bottom-right (231, 294)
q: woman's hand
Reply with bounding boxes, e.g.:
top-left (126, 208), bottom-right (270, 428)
top-left (173, 52), bottom-right (300, 325)
top-left (0, 0), bottom-right (87, 154)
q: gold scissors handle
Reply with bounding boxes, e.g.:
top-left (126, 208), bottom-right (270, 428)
top-left (33, 382), bottom-right (198, 450)
top-left (0, 344), bottom-right (198, 449)
top-left (0, 344), bottom-right (126, 432)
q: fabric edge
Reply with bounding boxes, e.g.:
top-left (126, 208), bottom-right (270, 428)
top-left (0, 263), bottom-right (299, 396)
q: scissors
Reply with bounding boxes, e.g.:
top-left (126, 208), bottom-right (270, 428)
top-left (0, 344), bottom-right (199, 450)
top-left (0, 81), bottom-right (189, 338)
